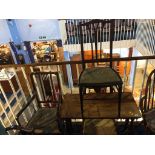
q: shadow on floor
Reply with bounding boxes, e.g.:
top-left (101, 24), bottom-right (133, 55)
top-left (65, 121), bottom-right (148, 135)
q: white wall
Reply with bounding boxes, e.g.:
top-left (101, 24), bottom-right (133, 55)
top-left (15, 19), bottom-right (61, 41)
top-left (104, 48), bottom-right (129, 57)
top-left (66, 47), bottom-right (130, 58)
top-left (129, 48), bottom-right (146, 85)
top-left (133, 48), bottom-right (146, 68)
top-left (59, 20), bottom-right (67, 44)
top-left (0, 20), bottom-right (12, 44)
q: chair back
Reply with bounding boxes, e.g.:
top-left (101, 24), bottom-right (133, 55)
top-left (30, 72), bottom-right (62, 108)
top-left (78, 19), bottom-right (115, 69)
top-left (140, 69), bottom-right (155, 113)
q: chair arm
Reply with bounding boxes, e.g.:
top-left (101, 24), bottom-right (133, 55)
top-left (5, 125), bottom-right (21, 131)
top-left (5, 125), bottom-right (33, 133)
top-left (16, 92), bottom-right (36, 124)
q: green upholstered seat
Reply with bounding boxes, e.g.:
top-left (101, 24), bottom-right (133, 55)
top-left (79, 67), bottom-right (123, 87)
top-left (27, 108), bottom-right (60, 134)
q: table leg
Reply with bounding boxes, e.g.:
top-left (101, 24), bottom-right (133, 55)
top-left (65, 118), bottom-right (73, 134)
top-left (118, 85), bottom-right (122, 117)
top-left (79, 86), bottom-right (84, 118)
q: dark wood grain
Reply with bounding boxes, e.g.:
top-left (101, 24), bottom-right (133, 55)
top-left (60, 92), bottom-right (142, 119)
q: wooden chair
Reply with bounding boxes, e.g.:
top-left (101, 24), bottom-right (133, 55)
top-left (6, 92), bottom-right (63, 134)
top-left (78, 19), bottom-right (123, 118)
top-left (30, 72), bottom-right (62, 108)
top-left (140, 69), bottom-right (155, 134)
top-left (6, 72), bottom-right (63, 135)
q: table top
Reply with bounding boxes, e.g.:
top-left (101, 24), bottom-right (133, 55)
top-left (60, 92), bottom-right (142, 119)
top-left (79, 67), bottom-right (123, 87)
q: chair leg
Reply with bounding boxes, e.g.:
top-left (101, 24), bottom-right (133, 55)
top-left (143, 120), bottom-right (152, 135)
top-left (118, 85), bottom-right (122, 117)
top-left (119, 119), bottom-right (134, 135)
top-left (122, 119), bottom-right (129, 133)
top-left (81, 119), bottom-right (84, 135)
top-left (79, 86), bottom-right (84, 118)
top-left (123, 118), bottom-right (135, 135)
top-left (128, 118), bottom-right (134, 134)
top-left (57, 119), bottom-right (65, 134)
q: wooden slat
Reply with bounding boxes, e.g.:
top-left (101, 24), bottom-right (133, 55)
top-left (1, 55), bottom-right (155, 68)
top-left (60, 92), bottom-right (141, 119)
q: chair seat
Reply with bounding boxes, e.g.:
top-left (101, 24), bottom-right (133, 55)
top-left (84, 119), bottom-right (117, 135)
top-left (27, 108), bottom-right (60, 134)
top-left (144, 109), bottom-right (155, 132)
top-left (79, 67), bottom-right (122, 87)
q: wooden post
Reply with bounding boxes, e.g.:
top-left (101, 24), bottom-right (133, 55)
top-left (128, 47), bottom-right (133, 57)
top-left (110, 20), bottom-right (115, 68)
top-left (79, 23), bottom-right (85, 70)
